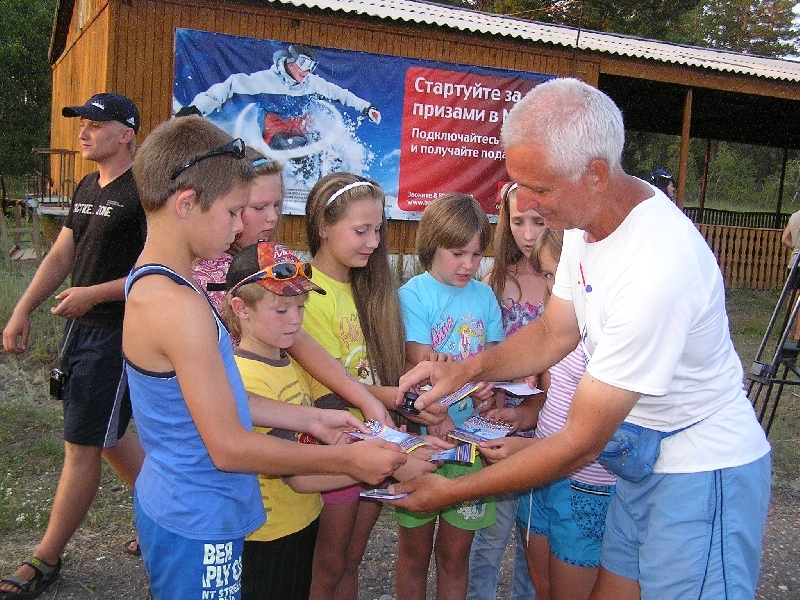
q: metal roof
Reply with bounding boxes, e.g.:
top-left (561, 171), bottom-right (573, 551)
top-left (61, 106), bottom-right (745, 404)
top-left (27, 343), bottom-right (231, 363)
top-left (269, 0), bottom-right (800, 82)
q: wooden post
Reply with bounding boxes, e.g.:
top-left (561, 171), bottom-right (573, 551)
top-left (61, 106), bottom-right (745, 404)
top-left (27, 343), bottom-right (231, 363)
top-left (699, 139), bottom-right (711, 219)
top-left (775, 147), bottom-right (789, 229)
top-left (677, 88), bottom-right (692, 209)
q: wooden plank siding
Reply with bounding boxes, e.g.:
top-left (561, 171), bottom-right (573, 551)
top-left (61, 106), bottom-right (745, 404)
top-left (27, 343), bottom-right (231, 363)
top-left (697, 225), bottom-right (790, 289)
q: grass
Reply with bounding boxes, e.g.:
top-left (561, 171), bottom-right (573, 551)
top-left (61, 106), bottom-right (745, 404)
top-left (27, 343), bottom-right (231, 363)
top-left (0, 263), bottom-right (136, 537)
top-left (0, 264), bottom-right (797, 539)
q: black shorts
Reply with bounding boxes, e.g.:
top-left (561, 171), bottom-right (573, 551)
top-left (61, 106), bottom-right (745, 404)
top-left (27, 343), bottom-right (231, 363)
top-left (60, 320), bottom-right (132, 447)
top-left (241, 518), bottom-right (320, 600)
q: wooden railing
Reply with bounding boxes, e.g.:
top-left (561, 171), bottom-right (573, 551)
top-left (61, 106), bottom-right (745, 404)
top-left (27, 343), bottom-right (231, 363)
top-left (684, 207), bottom-right (789, 230)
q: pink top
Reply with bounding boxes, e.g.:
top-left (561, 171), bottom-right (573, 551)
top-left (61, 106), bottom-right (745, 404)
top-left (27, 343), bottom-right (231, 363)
top-left (536, 344), bottom-right (616, 486)
top-left (192, 253), bottom-right (233, 313)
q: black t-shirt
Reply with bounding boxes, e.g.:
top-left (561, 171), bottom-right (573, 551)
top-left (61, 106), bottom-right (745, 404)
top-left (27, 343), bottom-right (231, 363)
top-left (64, 169), bottom-right (146, 327)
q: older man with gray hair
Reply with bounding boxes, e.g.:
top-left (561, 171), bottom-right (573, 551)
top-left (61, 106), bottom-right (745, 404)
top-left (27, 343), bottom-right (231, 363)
top-left (391, 77), bottom-right (771, 599)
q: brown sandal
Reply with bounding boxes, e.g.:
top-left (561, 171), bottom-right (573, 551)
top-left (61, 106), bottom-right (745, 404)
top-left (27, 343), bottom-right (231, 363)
top-left (0, 555), bottom-right (61, 599)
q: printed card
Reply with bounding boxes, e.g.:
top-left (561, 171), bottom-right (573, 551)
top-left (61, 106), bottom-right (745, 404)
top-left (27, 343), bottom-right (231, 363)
top-left (347, 420), bottom-right (429, 453)
top-left (436, 382), bottom-right (480, 407)
top-left (429, 442), bottom-right (477, 464)
top-left (360, 488), bottom-right (410, 500)
top-left (447, 415), bottom-right (514, 445)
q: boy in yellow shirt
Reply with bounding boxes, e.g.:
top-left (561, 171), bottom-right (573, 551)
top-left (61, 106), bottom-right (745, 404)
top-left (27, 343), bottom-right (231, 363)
top-left (222, 241), bottom-right (363, 600)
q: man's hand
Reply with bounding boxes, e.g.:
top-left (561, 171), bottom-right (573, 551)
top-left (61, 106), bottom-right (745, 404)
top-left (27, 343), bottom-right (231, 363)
top-left (2, 310), bottom-right (32, 354)
top-left (397, 360), bottom-right (470, 413)
top-left (478, 436), bottom-right (534, 464)
top-left (346, 438), bottom-right (406, 485)
top-left (363, 105), bottom-right (381, 124)
top-left (307, 408), bottom-right (370, 445)
top-left (51, 287), bottom-right (96, 319)
top-left (387, 473), bottom-right (453, 513)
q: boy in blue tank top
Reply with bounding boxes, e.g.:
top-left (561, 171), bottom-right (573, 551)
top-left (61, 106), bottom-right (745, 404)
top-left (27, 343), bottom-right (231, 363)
top-left (124, 116), bottom-right (406, 600)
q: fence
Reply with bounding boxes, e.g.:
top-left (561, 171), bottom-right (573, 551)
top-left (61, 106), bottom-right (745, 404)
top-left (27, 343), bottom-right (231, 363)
top-left (696, 225), bottom-right (789, 290)
top-left (684, 207), bottom-right (789, 230)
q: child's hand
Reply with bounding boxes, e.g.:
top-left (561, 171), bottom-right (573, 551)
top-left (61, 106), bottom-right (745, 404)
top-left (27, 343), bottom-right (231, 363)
top-left (470, 382), bottom-right (495, 403)
top-left (424, 351), bottom-right (454, 362)
top-left (484, 407), bottom-right (522, 433)
top-left (427, 415), bottom-right (456, 441)
top-left (391, 455), bottom-right (437, 481)
top-left (399, 396), bottom-right (450, 427)
top-left (478, 436), bottom-right (534, 464)
top-left (361, 404), bottom-right (393, 427)
top-left (347, 438), bottom-right (407, 485)
top-left (524, 374), bottom-right (539, 389)
top-left (407, 434), bottom-right (454, 462)
top-left (308, 408), bottom-right (370, 445)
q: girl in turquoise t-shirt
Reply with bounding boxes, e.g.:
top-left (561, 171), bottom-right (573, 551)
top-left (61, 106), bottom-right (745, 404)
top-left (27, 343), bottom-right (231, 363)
top-left (396, 193), bottom-right (505, 600)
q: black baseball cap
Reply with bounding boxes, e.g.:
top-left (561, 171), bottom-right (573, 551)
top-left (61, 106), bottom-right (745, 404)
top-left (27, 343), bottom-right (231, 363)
top-left (62, 93), bottom-right (140, 133)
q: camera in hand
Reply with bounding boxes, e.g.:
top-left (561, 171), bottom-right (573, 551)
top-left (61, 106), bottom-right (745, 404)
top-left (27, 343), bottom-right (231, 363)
top-left (398, 391), bottom-right (421, 416)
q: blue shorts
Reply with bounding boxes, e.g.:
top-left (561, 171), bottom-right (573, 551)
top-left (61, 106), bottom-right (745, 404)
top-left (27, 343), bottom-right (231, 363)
top-left (601, 453), bottom-right (771, 599)
top-left (61, 321), bottom-right (132, 447)
top-left (135, 493), bottom-right (245, 600)
top-left (517, 477), bottom-right (614, 567)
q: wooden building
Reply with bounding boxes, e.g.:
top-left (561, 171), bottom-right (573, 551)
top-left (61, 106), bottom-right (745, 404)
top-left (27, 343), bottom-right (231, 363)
top-left (47, 0), bottom-right (800, 288)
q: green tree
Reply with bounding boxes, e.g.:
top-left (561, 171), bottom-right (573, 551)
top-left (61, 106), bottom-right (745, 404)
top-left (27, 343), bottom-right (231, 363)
top-left (0, 0), bottom-right (55, 176)
top-left (679, 0), bottom-right (799, 55)
top-left (469, 0), bottom-right (706, 42)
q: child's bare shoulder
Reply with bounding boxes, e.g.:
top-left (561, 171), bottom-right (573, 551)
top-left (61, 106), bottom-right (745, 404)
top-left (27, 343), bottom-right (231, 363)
top-left (125, 272), bottom-right (218, 368)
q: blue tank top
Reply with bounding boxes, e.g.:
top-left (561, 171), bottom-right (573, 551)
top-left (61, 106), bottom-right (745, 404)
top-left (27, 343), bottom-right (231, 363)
top-left (125, 264), bottom-right (264, 540)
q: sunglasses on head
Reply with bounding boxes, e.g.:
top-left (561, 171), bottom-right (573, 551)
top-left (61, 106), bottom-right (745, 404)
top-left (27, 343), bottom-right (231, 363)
top-left (170, 138), bottom-right (246, 181)
top-left (230, 262), bottom-right (313, 296)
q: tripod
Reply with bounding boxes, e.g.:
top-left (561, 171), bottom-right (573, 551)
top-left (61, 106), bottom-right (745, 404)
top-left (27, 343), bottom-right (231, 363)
top-left (746, 252), bottom-right (800, 436)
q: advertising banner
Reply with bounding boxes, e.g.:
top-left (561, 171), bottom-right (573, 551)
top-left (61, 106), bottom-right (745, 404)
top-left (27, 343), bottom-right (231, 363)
top-left (173, 29), bottom-right (552, 220)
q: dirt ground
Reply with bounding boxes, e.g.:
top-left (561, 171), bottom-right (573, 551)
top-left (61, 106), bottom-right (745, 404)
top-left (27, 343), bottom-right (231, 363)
top-left (1, 487), bottom-right (798, 600)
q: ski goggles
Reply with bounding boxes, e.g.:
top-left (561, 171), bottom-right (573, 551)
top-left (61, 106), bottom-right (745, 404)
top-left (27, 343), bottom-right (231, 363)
top-left (293, 53), bottom-right (318, 73)
top-left (229, 261), bottom-right (313, 296)
top-left (170, 138), bottom-right (246, 181)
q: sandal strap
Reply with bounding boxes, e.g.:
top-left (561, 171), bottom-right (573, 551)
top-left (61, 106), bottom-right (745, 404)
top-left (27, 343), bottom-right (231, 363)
top-left (21, 556), bottom-right (60, 579)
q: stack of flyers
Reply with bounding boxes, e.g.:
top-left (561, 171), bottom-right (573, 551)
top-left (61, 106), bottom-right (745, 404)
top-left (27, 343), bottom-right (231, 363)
top-left (436, 382), bottom-right (480, 407)
top-left (447, 415), bottom-right (514, 445)
top-left (347, 420), bottom-right (429, 453)
top-left (360, 488), bottom-right (409, 500)
top-left (430, 442), bottom-right (477, 464)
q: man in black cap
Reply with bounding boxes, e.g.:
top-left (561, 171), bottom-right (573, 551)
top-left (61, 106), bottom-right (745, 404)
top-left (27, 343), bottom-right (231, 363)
top-left (1, 93), bottom-right (147, 598)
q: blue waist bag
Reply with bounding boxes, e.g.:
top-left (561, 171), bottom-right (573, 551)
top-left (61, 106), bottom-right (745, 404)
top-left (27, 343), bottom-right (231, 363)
top-left (598, 421), bottom-right (689, 483)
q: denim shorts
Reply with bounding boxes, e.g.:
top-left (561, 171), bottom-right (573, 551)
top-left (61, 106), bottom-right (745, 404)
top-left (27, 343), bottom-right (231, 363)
top-left (517, 477), bottom-right (614, 567)
top-left (601, 452), bottom-right (771, 599)
top-left (135, 493), bottom-right (245, 600)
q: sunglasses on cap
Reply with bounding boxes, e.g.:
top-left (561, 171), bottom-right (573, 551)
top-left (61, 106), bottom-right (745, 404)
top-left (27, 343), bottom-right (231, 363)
top-left (170, 138), bottom-right (246, 181)
top-left (230, 262), bottom-right (313, 296)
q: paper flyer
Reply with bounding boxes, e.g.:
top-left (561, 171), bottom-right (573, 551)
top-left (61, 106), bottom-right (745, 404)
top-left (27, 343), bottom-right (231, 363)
top-left (447, 415), bottom-right (514, 445)
top-left (348, 420), bottom-right (429, 453)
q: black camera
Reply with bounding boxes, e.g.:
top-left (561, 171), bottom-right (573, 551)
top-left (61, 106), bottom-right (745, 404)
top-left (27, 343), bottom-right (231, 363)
top-left (49, 368), bottom-right (66, 399)
top-left (397, 391), bottom-right (421, 416)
